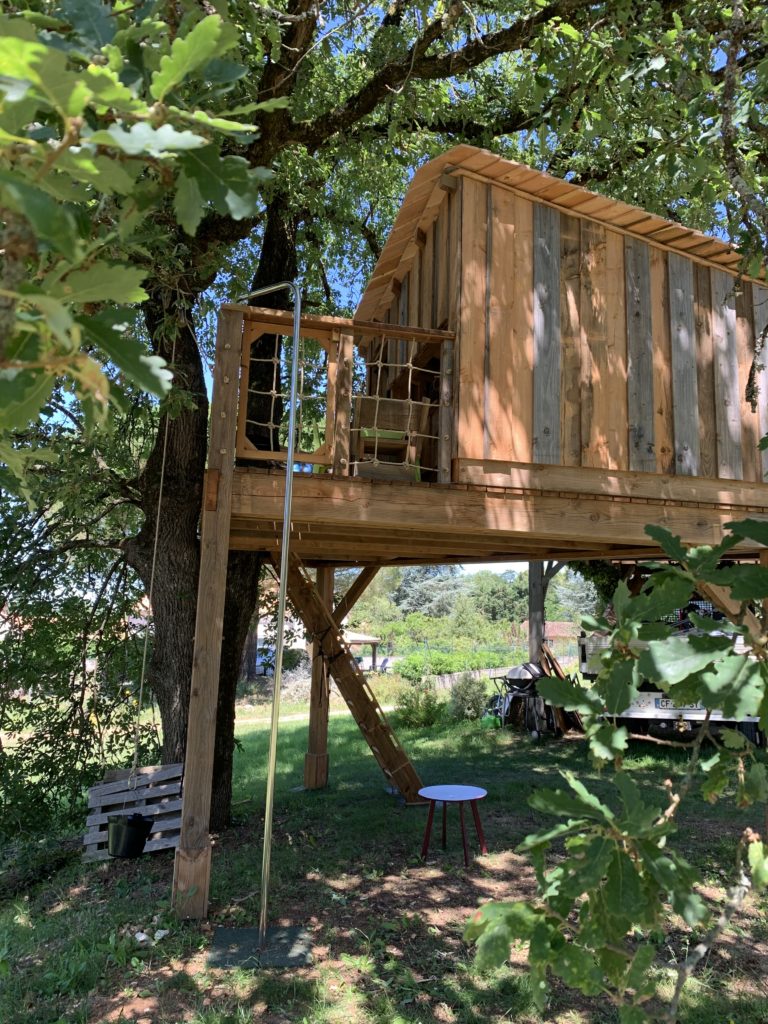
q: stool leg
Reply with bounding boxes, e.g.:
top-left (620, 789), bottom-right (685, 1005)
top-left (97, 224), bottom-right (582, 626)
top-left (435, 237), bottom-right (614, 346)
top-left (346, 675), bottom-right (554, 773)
top-left (441, 801), bottom-right (447, 849)
top-left (470, 800), bottom-right (487, 854)
top-left (421, 800), bottom-right (436, 860)
top-left (459, 802), bottom-right (470, 867)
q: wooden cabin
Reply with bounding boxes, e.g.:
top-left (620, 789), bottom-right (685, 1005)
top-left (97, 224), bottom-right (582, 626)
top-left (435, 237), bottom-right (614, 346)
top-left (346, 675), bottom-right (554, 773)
top-left (172, 146), bottom-right (768, 917)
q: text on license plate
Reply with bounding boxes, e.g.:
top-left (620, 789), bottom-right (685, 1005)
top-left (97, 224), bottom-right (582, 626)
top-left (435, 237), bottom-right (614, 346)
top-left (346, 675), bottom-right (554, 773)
top-left (654, 698), bottom-right (703, 711)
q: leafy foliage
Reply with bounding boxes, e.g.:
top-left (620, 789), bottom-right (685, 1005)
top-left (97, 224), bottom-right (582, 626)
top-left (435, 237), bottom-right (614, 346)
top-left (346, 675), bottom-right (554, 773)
top-left (394, 678), bottom-right (443, 729)
top-left (466, 525), bottom-right (768, 1022)
top-left (448, 673), bottom-right (489, 722)
top-left (0, 3), bottom-right (276, 483)
top-left (0, 403), bottom-right (160, 836)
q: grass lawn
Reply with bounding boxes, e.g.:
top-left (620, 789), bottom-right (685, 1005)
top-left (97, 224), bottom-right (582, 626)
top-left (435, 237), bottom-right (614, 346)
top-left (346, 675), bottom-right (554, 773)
top-left (1, 705), bottom-right (767, 1024)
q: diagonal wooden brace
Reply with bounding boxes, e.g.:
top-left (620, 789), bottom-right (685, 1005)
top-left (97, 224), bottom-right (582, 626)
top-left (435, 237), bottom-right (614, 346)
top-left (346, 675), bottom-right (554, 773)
top-left (275, 553), bottom-right (423, 803)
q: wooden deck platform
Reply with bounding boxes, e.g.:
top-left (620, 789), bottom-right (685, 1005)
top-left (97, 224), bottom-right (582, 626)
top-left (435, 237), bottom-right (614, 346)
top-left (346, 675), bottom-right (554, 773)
top-left (227, 465), bottom-right (768, 567)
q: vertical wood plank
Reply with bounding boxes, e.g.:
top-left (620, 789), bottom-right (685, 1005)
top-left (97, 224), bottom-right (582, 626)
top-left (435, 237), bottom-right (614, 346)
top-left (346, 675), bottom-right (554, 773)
top-left (711, 269), bottom-right (742, 479)
top-left (449, 183), bottom-right (462, 462)
top-left (579, 221), bottom-right (605, 467)
top-left (457, 177), bottom-right (488, 460)
top-left (604, 230), bottom-right (628, 469)
top-left (649, 248), bottom-right (675, 474)
top-left (438, 339), bottom-right (455, 482)
top-left (625, 237), bottom-right (656, 472)
top-left (532, 203), bottom-right (561, 464)
top-left (483, 184), bottom-right (493, 458)
top-left (487, 187), bottom-right (529, 462)
top-left (753, 284), bottom-right (768, 481)
top-left (304, 567), bottom-right (334, 789)
top-left (487, 186), bottom-right (514, 461)
top-left (420, 224), bottom-right (434, 329)
top-left (173, 308), bottom-right (242, 919)
top-left (398, 274), bottom-right (409, 326)
top-left (332, 331), bottom-right (353, 475)
top-left (406, 246), bottom-right (421, 380)
top-left (736, 280), bottom-right (760, 481)
top-left (431, 211), bottom-right (440, 327)
top-left (668, 253), bottom-right (700, 475)
top-left (435, 199), bottom-right (449, 328)
top-left (511, 194), bottom-right (534, 462)
top-left (694, 264), bottom-right (717, 478)
top-left (560, 214), bottom-right (581, 466)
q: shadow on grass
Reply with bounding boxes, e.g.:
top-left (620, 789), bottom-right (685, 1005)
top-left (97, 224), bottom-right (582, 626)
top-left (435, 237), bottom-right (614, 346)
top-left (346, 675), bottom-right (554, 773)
top-left (2, 713), bottom-right (767, 1024)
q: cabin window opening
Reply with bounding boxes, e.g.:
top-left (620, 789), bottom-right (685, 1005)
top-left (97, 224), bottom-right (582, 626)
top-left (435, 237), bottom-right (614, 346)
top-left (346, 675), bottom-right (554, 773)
top-left (350, 331), bottom-right (444, 483)
top-left (237, 329), bottom-right (335, 469)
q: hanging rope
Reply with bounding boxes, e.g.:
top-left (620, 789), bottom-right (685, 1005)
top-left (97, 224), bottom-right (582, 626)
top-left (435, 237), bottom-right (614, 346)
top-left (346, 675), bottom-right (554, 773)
top-left (129, 331), bottom-right (178, 788)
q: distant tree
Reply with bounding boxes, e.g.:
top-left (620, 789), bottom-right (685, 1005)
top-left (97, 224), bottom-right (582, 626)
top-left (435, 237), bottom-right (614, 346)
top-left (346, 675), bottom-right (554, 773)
top-left (547, 569), bottom-right (599, 622)
top-left (470, 570), bottom-right (527, 622)
top-left (571, 561), bottom-right (626, 607)
top-left (449, 595), bottom-right (497, 645)
top-left (393, 565), bottom-right (462, 614)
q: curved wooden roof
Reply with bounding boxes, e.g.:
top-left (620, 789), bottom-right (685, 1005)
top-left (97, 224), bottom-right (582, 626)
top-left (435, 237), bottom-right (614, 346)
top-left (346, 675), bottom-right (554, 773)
top-left (356, 145), bottom-right (758, 322)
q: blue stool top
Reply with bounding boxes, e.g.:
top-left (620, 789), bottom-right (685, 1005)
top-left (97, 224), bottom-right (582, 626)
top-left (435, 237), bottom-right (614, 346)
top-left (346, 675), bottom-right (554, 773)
top-left (419, 784), bottom-right (487, 802)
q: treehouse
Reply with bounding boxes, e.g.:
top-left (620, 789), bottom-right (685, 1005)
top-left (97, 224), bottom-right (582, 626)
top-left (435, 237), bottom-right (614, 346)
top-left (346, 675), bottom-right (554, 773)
top-left (173, 145), bottom-right (768, 917)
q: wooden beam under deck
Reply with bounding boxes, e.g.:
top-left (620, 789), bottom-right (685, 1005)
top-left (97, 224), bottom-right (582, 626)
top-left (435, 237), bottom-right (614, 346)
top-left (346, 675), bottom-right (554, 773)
top-left (229, 468), bottom-right (768, 567)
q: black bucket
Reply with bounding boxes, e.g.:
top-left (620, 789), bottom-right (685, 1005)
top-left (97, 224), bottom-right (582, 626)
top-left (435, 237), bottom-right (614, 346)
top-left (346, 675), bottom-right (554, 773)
top-left (107, 813), bottom-right (153, 858)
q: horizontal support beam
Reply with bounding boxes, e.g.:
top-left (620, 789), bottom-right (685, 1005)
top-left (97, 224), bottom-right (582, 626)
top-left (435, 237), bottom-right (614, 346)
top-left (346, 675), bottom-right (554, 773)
top-left (224, 304), bottom-right (454, 344)
top-left (454, 458), bottom-right (768, 511)
top-left (229, 469), bottom-right (767, 561)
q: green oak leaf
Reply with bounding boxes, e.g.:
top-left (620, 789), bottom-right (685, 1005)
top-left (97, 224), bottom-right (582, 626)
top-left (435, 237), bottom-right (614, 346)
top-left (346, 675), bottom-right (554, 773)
top-left (748, 840), bottom-right (768, 889)
top-left (86, 122), bottom-right (208, 156)
top-left (638, 635), bottom-right (732, 686)
top-left (150, 15), bottom-right (239, 101)
top-left (59, 0), bottom-right (115, 48)
top-left (174, 169), bottom-right (205, 236)
top-left (536, 675), bottom-right (603, 715)
top-left (726, 519), bottom-right (768, 547)
top-left (0, 369), bottom-right (56, 429)
top-left (644, 524), bottom-right (688, 561)
top-left (600, 658), bottom-right (640, 715)
top-left (0, 171), bottom-right (79, 259)
top-left (81, 312), bottom-right (172, 398)
top-left (178, 145), bottom-right (272, 220)
top-left (48, 263), bottom-right (147, 305)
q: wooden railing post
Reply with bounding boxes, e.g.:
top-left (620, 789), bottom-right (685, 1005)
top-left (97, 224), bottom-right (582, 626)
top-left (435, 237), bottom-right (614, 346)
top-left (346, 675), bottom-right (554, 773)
top-left (333, 329), bottom-right (354, 475)
top-left (439, 339), bottom-right (455, 482)
top-left (172, 308), bottom-right (242, 919)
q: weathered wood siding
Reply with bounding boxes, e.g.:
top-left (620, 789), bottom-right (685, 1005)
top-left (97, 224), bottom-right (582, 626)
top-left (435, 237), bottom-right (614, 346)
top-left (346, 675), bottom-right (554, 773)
top-left (447, 179), bottom-right (766, 484)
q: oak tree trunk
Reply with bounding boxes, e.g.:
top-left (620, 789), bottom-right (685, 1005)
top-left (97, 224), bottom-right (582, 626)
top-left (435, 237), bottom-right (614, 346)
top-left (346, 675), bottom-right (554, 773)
top-left (126, 199), bottom-right (299, 832)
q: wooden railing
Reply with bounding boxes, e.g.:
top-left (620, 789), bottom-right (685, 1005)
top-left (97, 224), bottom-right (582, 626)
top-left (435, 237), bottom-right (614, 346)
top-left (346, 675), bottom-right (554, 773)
top-left (232, 305), bottom-right (455, 482)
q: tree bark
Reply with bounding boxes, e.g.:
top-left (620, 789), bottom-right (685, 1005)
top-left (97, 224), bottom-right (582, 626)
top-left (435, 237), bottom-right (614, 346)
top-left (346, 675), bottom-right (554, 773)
top-left (124, 294), bottom-right (208, 765)
top-left (208, 198), bottom-right (300, 829)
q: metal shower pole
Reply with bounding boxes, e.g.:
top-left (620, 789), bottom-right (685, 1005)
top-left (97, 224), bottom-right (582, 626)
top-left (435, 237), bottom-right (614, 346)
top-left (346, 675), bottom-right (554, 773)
top-left (236, 281), bottom-right (302, 947)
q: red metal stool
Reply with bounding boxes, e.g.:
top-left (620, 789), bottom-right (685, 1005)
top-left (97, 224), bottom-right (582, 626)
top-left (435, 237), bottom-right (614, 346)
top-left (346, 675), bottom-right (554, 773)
top-left (418, 784), bottom-right (488, 867)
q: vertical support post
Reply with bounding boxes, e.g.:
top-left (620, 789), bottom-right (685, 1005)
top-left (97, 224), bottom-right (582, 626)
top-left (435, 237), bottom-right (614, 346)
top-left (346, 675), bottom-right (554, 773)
top-left (528, 560), bottom-right (544, 662)
top-left (304, 566), bottom-right (334, 789)
top-left (173, 308), bottom-right (243, 919)
top-left (333, 330), bottom-right (354, 476)
top-left (439, 339), bottom-right (455, 483)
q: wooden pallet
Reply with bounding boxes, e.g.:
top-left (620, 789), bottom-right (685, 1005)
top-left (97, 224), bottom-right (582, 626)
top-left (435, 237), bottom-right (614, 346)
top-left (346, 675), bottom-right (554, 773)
top-left (83, 763), bottom-right (184, 863)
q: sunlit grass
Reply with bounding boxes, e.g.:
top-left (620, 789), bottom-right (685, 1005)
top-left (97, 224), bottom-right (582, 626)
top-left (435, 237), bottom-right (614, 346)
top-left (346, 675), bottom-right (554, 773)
top-left (1, 712), bottom-right (766, 1024)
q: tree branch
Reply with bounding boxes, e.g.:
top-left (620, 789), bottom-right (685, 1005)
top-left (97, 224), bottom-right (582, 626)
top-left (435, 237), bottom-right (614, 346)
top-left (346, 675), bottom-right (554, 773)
top-left (291, 0), bottom-right (591, 149)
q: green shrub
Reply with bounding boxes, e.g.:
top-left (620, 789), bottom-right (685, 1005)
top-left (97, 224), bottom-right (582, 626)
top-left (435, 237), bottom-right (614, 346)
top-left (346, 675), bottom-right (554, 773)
top-left (394, 679), bottom-right (443, 727)
top-left (397, 648), bottom-right (511, 681)
top-left (448, 673), bottom-right (489, 721)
